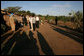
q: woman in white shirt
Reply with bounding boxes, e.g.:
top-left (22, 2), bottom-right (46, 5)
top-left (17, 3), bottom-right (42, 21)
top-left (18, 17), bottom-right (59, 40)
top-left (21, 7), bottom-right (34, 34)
top-left (32, 15), bottom-right (36, 31)
top-left (36, 16), bottom-right (40, 29)
top-left (29, 16), bottom-right (33, 30)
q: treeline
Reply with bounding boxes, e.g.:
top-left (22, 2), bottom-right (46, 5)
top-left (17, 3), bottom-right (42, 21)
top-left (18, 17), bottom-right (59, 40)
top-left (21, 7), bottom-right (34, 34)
top-left (3, 6), bottom-right (83, 33)
top-left (4, 6), bottom-right (37, 16)
top-left (45, 11), bottom-right (83, 33)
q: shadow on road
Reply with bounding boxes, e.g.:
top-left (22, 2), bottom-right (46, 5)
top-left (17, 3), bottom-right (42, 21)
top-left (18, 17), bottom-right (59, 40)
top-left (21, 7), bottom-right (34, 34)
top-left (1, 30), bottom-right (21, 55)
top-left (2, 30), bottom-right (40, 55)
top-left (1, 31), bottom-right (14, 43)
top-left (37, 31), bottom-right (54, 55)
top-left (50, 23), bottom-right (83, 33)
top-left (52, 27), bottom-right (83, 44)
top-left (50, 24), bottom-right (83, 39)
top-left (11, 31), bottom-right (39, 55)
top-left (58, 25), bottom-right (83, 33)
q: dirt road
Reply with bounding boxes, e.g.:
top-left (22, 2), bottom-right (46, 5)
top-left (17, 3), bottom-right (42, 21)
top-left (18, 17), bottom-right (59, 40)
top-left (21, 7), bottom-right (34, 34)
top-left (1, 22), bottom-right (83, 55)
top-left (36, 22), bottom-right (83, 55)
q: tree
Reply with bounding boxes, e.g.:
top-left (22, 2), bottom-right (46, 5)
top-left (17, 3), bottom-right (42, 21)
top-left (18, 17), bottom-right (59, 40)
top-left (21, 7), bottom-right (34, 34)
top-left (71, 11), bottom-right (83, 30)
top-left (5, 6), bottom-right (22, 13)
top-left (26, 11), bottom-right (31, 15)
top-left (30, 13), bottom-right (35, 16)
top-left (38, 14), bottom-right (42, 17)
top-left (45, 14), bottom-right (49, 19)
top-left (69, 13), bottom-right (72, 16)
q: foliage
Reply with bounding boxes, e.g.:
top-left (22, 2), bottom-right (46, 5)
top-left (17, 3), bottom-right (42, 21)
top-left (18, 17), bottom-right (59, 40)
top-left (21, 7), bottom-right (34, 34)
top-left (45, 15), bottom-right (72, 23)
top-left (5, 6), bottom-right (21, 13)
top-left (69, 13), bottom-right (72, 16)
top-left (38, 14), bottom-right (42, 17)
top-left (26, 11), bottom-right (31, 15)
top-left (4, 6), bottom-right (36, 16)
top-left (71, 11), bottom-right (83, 30)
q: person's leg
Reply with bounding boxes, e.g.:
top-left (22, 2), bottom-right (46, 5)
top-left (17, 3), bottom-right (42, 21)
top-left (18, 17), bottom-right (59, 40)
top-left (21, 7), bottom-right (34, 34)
top-left (31, 22), bottom-right (33, 30)
top-left (27, 20), bottom-right (29, 26)
top-left (55, 20), bottom-right (57, 25)
top-left (24, 21), bottom-right (26, 26)
top-left (33, 23), bottom-right (35, 31)
top-left (37, 21), bottom-right (39, 28)
top-left (36, 21), bottom-right (37, 28)
top-left (22, 22), bottom-right (24, 26)
top-left (36, 21), bottom-right (38, 31)
top-left (26, 21), bottom-right (27, 26)
top-left (12, 22), bottom-right (15, 31)
top-left (36, 21), bottom-right (39, 31)
top-left (29, 22), bottom-right (31, 29)
top-left (56, 21), bottom-right (57, 25)
top-left (33, 23), bottom-right (34, 31)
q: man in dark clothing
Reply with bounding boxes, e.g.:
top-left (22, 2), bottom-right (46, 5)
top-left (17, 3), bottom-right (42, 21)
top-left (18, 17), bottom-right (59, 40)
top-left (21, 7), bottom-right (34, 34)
top-left (55, 16), bottom-right (58, 25)
top-left (1, 13), bottom-right (6, 25)
top-left (22, 15), bottom-right (27, 26)
top-left (1, 13), bottom-right (10, 34)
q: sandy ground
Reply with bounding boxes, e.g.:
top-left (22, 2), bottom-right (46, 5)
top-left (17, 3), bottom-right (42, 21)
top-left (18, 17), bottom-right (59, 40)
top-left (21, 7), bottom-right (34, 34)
top-left (1, 22), bottom-right (83, 55)
top-left (37, 22), bottom-right (83, 55)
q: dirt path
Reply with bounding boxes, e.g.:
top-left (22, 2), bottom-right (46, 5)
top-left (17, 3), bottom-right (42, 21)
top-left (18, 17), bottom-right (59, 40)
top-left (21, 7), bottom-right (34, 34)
top-left (35, 22), bottom-right (83, 55)
top-left (23, 22), bottom-right (83, 55)
top-left (1, 22), bottom-right (83, 55)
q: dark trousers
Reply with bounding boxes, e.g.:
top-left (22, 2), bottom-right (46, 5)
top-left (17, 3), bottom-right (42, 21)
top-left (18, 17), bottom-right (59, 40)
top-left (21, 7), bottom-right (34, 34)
top-left (55, 20), bottom-right (57, 25)
top-left (33, 23), bottom-right (35, 31)
top-left (55, 22), bottom-right (57, 25)
top-left (36, 21), bottom-right (39, 28)
top-left (29, 22), bottom-right (31, 29)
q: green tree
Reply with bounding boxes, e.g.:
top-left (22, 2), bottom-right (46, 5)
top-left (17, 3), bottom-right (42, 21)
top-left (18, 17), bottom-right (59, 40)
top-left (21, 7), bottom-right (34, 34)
top-left (38, 14), bottom-right (42, 17)
top-left (5, 6), bottom-right (21, 13)
top-left (69, 13), bottom-right (72, 16)
top-left (71, 11), bottom-right (83, 32)
top-left (30, 13), bottom-right (35, 16)
top-left (73, 11), bottom-right (83, 28)
top-left (26, 11), bottom-right (31, 15)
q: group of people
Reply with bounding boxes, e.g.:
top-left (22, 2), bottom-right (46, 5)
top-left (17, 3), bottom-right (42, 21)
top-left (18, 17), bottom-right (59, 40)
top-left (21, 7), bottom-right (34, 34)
top-left (22, 14), bottom-right (40, 31)
top-left (8, 12), bottom-right (40, 32)
top-left (2, 10), bottom-right (57, 34)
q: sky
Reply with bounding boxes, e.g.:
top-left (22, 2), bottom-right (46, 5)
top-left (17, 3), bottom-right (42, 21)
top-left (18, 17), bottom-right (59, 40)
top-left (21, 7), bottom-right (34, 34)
top-left (1, 1), bottom-right (83, 16)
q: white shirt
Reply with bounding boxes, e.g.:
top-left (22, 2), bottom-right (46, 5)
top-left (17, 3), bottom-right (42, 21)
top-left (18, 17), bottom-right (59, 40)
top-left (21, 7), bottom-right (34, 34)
top-left (29, 17), bottom-right (32, 23)
top-left (32, 17), bottom-right (36, 23)
top-left (26, 15), bottom-right (29, 20)
top-left (36, 16), bottom-right (39, 21)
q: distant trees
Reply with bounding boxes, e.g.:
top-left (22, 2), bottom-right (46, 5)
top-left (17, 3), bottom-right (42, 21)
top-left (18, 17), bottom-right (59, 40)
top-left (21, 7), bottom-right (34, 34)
top-left (45, 11), bottom-right (83, 29)
top-left (45, 14), bottom-right (49, 19)
top-left (71, 11), bottom-right (83, 31)
top-left (4, 7), bottom-right (83, 28)
top-left (3, 6), bottom-right (83, 33)
top-left (26, 11), bottom-right (31, 15)
top-left (38, 14), bottom-right (42, 17)
top-left (5, 6), bottom-right (22, 13)
top-left (69, 13), bottom-right (72, 16)
top-left (30, 13), bottom-right (35, 16)
top-left (4, 6), bottom-right (36, 16)
top-left (44, 10), bottom-right (83, 33)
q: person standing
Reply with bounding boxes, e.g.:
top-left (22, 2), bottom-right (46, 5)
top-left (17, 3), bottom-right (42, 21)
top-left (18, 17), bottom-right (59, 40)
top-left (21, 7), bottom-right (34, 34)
top-left (55, 16), bottom-right (58, 25)
top-left (36, 15), bottom-right (40, 31)
top-left (29, 16), bottom-right (33, 30)
top-left (22, 15), bottom-right (27, 27)
top-left (1, 12), bottom-right (9, 34)
top-left (26, 15), bottom-right (29, 26)
top-left (9, 12), bottom-right (15, 31)
top-left (32, 15), bottom-right (36, 31)
top-left (29, 16), bottom-right (31, 29)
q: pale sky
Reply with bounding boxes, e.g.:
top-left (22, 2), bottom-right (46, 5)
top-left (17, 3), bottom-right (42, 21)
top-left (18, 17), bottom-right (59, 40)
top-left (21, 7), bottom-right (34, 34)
top-left (1, 1), bottom-right (83, 16)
